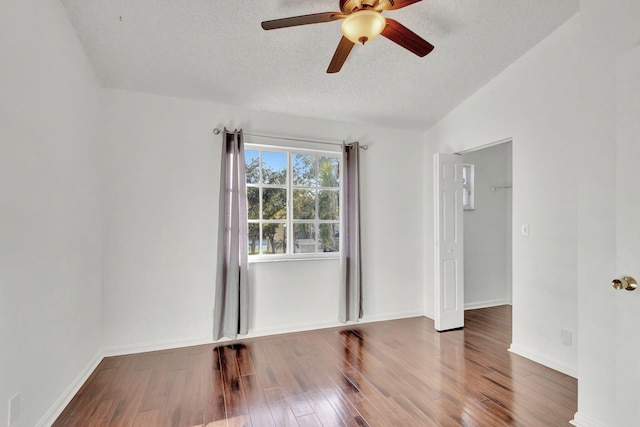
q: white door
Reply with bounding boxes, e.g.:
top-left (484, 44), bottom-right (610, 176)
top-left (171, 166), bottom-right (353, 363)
top-left (614, 45), bottom-right (640, 425)
top-left (434, 153), bottom-right (464, 331)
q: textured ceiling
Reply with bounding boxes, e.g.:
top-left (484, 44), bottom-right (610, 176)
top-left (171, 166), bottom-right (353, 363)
top-left (59, 0), bottom-right (579, 130)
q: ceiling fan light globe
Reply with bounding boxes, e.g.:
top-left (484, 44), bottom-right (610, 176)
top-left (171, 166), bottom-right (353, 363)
top-left (341, 10), bottom-right (386, 45)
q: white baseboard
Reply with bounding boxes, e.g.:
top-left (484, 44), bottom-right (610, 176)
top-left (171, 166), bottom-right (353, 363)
top-left (104, 311), bottom-right (426, 356)
top-left (35, 350), bottom-right (103, 427)
top-left (464, 298), bottom-right (509, 310)
top-left (248, 320), bottom-right (344, 338)
top-left (508, 343), bottom-right (578, 378)
top-left (361, 310), bottom-right (425, 323)
top-left (102, 335), bottom-right (214, 357)
top-left (248, 310), bottom-right (425, 339)
top-left (570, 412), bottom-right (608, 427)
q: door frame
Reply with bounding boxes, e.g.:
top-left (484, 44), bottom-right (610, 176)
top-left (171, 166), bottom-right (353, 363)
top-left (434, 138), bottom-right (513, 332)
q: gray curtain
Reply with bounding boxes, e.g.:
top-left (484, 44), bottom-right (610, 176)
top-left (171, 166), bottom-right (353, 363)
top-left (213, 128), bottom-right (249, 340)
top-left (340, 142), bottom-right (362, 322)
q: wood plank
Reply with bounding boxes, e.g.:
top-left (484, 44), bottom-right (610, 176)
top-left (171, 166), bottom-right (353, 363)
top-left (236, 343), bottom-right (256, 376)
top-left (241, 374), bottom-right (276, 427)
top-left (304, 390), bottom-right (345, 427)
top-left (219, 345), bottom-right (249, 418)
top-left (132, 409), bottom-right (160, 427)
top-left (204, 347), bottom-right (227, 425)
top-left (319, 387), bottom-right (369, 427)
top-left (264, 387), bottom-right (299, 427)
top-left (296, 413), bottom-right (323, 427)
top-left (108, 369), bottom-right (153, 427)
top-left (88, 398), bottom-right (120, 427)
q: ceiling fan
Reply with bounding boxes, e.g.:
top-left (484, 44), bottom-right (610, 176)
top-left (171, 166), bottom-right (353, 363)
top-left (261, 0), bottom-right (434, 73)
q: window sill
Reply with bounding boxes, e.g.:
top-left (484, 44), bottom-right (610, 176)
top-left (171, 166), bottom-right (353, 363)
top-left (248, 255), bottom-right (340, 264)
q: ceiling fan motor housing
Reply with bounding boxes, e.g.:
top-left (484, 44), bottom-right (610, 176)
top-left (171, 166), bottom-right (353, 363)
top-left (340, 0), bottom-right (394, 13)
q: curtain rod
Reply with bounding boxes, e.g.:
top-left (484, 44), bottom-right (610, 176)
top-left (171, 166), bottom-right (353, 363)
top-left (212, 128), bottom-right (368, 150)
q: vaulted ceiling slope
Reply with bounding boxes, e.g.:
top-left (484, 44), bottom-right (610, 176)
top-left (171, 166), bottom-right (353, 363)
top-left (60, 0), bottom-right (579, 130)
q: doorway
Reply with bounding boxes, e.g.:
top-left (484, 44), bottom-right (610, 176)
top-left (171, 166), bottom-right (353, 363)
top-left (461, 141), bottom-right (513, 310)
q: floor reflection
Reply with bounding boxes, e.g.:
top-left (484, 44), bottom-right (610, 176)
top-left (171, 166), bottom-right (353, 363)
top-left (340, 329), bottom-right (365, 391)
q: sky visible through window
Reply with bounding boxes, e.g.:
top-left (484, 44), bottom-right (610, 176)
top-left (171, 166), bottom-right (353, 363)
top-left (261, 151), bottom-right (286, 171)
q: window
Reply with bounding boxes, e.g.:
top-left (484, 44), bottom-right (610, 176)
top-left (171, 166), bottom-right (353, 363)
top-left (462, 164), bottom-right (474, 210)
top-left (245, 145), bottom-right (341, 259)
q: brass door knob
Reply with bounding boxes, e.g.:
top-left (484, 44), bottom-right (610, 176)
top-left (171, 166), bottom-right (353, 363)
top-left (612, 276), bottom-right (637, 291)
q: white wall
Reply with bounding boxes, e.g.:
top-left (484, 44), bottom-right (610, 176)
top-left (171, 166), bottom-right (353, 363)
top-left (0, 1), bottom-right (103, 426)
top-left (462, 142), bottom-right (512, 309)
top-left (424, 15), bottom-right (581, 376)
top-left (101, 89), bottom-right (426, 351)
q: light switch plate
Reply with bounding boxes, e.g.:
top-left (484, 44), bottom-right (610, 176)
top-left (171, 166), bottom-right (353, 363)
top-left (521, 223), bottom-right (530, 237)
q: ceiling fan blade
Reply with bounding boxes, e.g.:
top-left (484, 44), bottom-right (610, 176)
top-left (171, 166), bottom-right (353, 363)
top-left (374, 0), bottom-right (422, 11)
top-left (381, 18), bottom-right (434, 57)
top-left (261, 12), bottom-right (345, 30)
top-left (327, 36), bottom-right (355, 73)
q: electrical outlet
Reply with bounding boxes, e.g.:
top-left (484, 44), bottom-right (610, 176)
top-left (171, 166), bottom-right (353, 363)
top-left (8, 393), bottom-right (20, 426)
top-left (521, 223), bottom-right (530, 237)
top-left (561, 329), bottom-right (573, 346)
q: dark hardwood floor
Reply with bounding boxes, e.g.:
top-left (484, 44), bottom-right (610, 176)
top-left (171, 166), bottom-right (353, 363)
top-left (53, 306), bottom-right (577, 426)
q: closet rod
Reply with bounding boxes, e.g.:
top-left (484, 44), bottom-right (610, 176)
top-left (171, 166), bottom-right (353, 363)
top-left (212, 128), bottom-right (368, 150)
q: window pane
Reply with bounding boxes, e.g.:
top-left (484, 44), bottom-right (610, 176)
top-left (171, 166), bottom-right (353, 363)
top-left (244, 146), bottom-right (342, 258)
top-left (247, 187), bottom-right (259, 220)
top-left (262, 223), bottom-right (286, 254)
top-left (318, 189), bottom-right (339, 220)
top-left (294, 223), bottom-right (316, 253)
top-left (292, 154), bottom-right (317, 186)
top-left (262, 152), bottom-right (287, 185)
top-left (293, 189), bottom-right (316, 220)
top-left (262, 188), bottom-right (287, 220)
top-left (248, 223), bottom-right (260, 255)
top-left (318, 223), bottom-right (339, 253)
top-left (245, 150), bottom-right (260, 184)
top-left (319, 157), bottom-right (339, 187)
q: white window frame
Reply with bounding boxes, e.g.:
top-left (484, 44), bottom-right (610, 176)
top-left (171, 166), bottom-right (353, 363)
top-left (245, 141), bottom-right (342, 262)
